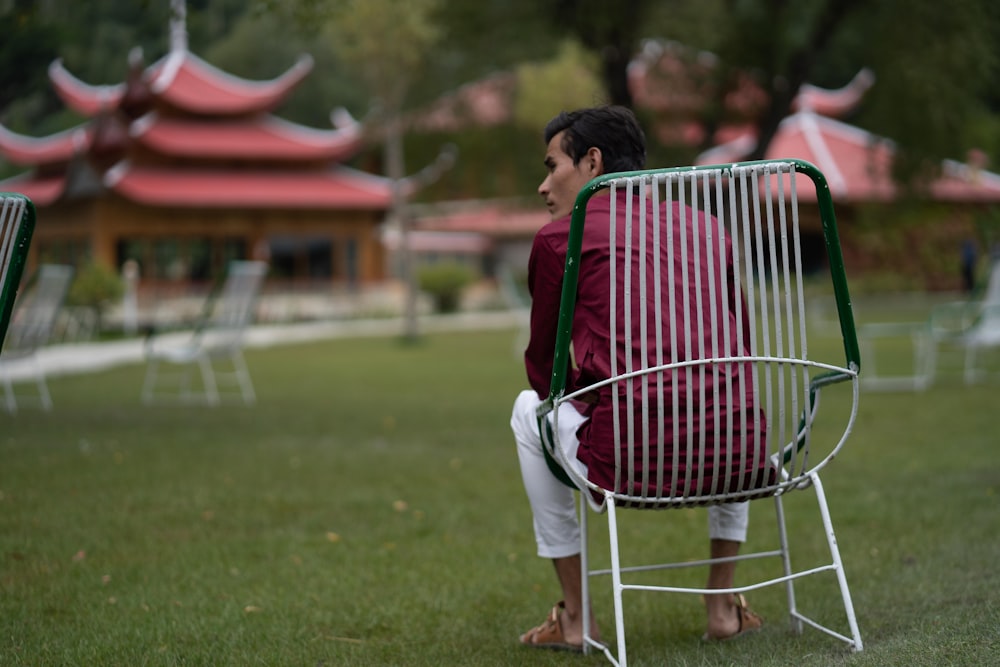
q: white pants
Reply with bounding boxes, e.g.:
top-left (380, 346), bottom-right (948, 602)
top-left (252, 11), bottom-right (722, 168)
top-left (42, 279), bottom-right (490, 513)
top-left (511, 389), bottom-right (750, 559)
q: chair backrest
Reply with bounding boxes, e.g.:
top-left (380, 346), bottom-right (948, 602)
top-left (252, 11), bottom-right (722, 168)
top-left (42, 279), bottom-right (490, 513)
top-left (978, 260), bottom-right (1000, 307)
top-left (196, 260), bottom-right (268, 350)
top-left (2, 264), bottom-right (74, 357)
top-left (966, 260), bottom-right (1000, 344)
top-left (0, 194), bottom-right (37, 349)
top-left (544, 159), bottom-right (860, 509)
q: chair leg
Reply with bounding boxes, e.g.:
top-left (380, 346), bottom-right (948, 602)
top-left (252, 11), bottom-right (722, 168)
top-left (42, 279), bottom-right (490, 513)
top-left (34, 360), bottom-right (52, 411)
top-left (580, 494), bottom-right (592, 656)
top-left (142, 359), bottom-right (159, 404)
top-left (964, 344), bottom-right (980, 385)
top-left (2, 373), bottom-right (17, 414)
top-left (231, 350), bottom-right (256, 405)
top-left (810, 472), bottom-right (864, 652)
top-left (606, 499), bottom-right (628, 667)
top-left (198, 357), bottom-right (219, 406)
top-left (774, 493), bottom-right (802, 634)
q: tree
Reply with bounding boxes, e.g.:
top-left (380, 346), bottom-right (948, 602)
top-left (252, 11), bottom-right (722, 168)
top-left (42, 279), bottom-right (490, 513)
top-left (0, 1), bottom-right (61, 113)
top-left (854, 0), bottom-right (999, 180)
top-left (543, 0), bottom-right (648, 108)
top-left (277, 0), bottom-right (446, 341)
top-left (713, 0), bottom-right (867, 161)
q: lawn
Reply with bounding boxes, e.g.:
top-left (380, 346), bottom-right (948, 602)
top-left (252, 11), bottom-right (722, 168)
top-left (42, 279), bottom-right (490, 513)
top-left (1, 325), bottom-right (998, 666)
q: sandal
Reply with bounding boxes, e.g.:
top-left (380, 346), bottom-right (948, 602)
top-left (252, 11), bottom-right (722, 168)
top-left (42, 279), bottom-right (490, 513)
top-left (702, 593), bottom-right (764, 641)
top-left (519, 601), bottom-right (583, 652)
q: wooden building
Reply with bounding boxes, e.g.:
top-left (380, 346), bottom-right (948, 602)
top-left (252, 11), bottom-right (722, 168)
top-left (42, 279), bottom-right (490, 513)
top-left (0, 39), bottom-right (393, 289)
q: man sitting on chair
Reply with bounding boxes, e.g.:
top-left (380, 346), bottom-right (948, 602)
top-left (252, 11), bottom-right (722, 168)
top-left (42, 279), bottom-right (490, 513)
top-left (511, 105), bottom-right (767, 651)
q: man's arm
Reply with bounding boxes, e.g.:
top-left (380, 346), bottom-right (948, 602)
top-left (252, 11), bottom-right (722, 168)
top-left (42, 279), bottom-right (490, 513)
top-left (524, 232), bottom-right (566, 400)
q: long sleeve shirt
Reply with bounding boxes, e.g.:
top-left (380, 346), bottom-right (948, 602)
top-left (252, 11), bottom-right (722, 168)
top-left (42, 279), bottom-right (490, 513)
top-left (524, 190), bottom-right (770, 496)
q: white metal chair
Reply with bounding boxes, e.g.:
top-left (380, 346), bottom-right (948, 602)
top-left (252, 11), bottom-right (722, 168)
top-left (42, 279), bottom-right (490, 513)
top-left (860, 260), bottom-right (1000, 390)
top-left (930, 260), bottom-right (1000, 384)
top-left (142, 260), bottom-right (267, 406)
top-left (0, 264), bottom-right (74, 413)
top-left (537, 160), bottom-right (862, 665)
top-left (0, 194), bottom-right (36, 350)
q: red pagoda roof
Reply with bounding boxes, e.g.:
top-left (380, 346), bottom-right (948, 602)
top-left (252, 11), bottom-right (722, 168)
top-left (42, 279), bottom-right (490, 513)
top-left (629, 40), bottom-right (872, 147)
top-left (149, 50), bottom-right (314, 115)
top-left (130, 110), bottom-right (363, 161)
top-left (104, 162), bottom-right (393, 209)
top-left (49, 59), bottom-right (126, 116)
top-left (0, 123), bottom-right (92, 166)
top-left (49, 50), bottom-right (313, 118)
top-left (696, 111), bottom-right (1000, 203)
top-left (0, 173), bottom-right (67, 207)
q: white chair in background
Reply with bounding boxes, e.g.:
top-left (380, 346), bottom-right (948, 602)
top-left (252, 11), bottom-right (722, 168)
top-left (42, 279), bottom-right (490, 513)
top-left (930, 260), bottom-right (1000, 384)
top-left (0, 264), bottom-right (74, 412)
top-left (142, 260), bottom-right (267, 406)
top-left (539, 160), bottom-right (862, 665)
top-left (860, 260), bottom-right (1000, 390)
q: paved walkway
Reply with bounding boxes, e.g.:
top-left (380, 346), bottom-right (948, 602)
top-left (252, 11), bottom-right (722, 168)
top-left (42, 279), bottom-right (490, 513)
top-left (5, 310), bottom-right (527, 381)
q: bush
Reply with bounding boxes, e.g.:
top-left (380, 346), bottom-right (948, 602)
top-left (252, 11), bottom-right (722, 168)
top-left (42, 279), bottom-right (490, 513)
top-left (66, 262), bottom-right (124, 332)
top-left (416, 262), bottom-right (477, 313)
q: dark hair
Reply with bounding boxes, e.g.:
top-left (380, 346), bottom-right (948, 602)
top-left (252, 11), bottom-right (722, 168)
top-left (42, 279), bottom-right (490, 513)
top-left (543, 106), bottom-right (646, 173)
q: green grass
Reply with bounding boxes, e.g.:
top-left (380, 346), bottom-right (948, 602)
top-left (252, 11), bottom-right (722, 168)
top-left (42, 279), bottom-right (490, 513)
top-left (1, 326), bottom-right (998, 666)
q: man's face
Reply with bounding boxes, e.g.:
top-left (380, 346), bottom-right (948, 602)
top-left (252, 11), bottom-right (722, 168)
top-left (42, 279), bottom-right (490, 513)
top-left (538, 131), bottom-right (597, 220)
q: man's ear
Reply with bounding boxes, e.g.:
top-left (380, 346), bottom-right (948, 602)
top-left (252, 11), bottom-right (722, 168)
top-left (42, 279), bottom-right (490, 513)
top-left (585, 147), bottom-right (604, 176)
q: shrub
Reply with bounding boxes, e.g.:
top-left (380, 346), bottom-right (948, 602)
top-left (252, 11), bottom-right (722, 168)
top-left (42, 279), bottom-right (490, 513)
top-left (417, 262), bottom-right (477, 313)
top-left (66, 262), bottom-right (124, 333)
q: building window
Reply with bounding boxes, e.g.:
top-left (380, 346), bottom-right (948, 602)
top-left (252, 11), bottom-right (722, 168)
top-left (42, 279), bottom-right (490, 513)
top-left (268, 236), bottom-right (333, 281)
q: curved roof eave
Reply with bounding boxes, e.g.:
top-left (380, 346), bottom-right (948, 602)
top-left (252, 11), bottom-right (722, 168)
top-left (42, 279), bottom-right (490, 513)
top-left (0, 172), bottom-right (68, 206)
top-left (48, 59), bottom-right (126, 117)
top-left (149, 51), bottom-right (315, 115)
top-left (104, 161), bottom-right (392, 210)
top-left (0, 122), bottom-right (92, 166)
top-left (128, 110), bottom-right (363, 161)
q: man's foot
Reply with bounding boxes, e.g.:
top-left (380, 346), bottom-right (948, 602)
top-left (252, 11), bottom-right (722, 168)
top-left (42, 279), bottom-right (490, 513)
top-left (702, 593), bottom-right (763, 641)
top-left (519, 601), bottom-right (583, 652)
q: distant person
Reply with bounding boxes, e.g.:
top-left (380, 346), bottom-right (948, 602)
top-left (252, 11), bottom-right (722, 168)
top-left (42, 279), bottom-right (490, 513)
top-left (961, 239), bottom-right (977, 294)
top-left (511, 106), bottom-right (768, 652)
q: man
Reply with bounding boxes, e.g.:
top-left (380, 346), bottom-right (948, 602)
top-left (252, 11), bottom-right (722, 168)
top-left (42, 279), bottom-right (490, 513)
top-left (511, 106), bottom-right (764, 651)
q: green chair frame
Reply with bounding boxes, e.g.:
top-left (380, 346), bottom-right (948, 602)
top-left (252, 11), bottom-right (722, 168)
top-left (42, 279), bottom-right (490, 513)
top-left (0, 194), bottom-right (37, 350)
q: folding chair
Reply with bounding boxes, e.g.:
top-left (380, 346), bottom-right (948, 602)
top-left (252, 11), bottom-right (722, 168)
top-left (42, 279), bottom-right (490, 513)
top-left (142, 261), bottom-right (267, 406)
top-left (538, 159), bottom-right (862, 665)
top-left (0, 264), bottom-right (74, 413)
top-left (0, 194), bottom-right (36, 349)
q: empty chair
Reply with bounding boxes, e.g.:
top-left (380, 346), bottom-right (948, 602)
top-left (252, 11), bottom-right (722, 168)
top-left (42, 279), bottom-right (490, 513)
top-left (0, 264), bottom-right (74, 412)
top-left (930, 259), bottom-right (1000, 383)
top-left (0, 193), bottom-right (36, 349)
top-left (539, 160), bottom-right (862, 665)
top-left (860, 260), bottom-right (1000, 390)
top-left (142, 261), bottom-right (267, 406)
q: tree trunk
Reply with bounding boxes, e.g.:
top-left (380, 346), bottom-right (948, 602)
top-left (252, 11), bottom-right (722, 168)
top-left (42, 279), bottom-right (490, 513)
top-left (385, 114), bottom-right (418, 341)
top-left (748, 0), bottom-right (863, 161)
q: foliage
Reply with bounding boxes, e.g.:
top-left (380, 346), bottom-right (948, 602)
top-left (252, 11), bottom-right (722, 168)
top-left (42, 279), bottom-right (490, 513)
top-left (1, 328), bottom-right (999, 665)
top-left (202, 8), bottom-right (366, 127)
top-left (416, 261), bottom-right (478, 313)
top-left (2, 0), bottom-right (1000, 194)
top-left (514, 40), bottom-right (604, 131)
top-left (855, 0), bottom-right (1000, 179)
top-left (66, 262), bottom-right (124, 331)
top-left (0, 1), bottom-right (61, 112)
top-left (541, 0), bottom-right (650, 106)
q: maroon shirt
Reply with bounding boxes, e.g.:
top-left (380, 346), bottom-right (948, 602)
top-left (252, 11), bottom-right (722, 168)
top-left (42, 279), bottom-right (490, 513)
top-left (525, 190), bottom-right (770, 496)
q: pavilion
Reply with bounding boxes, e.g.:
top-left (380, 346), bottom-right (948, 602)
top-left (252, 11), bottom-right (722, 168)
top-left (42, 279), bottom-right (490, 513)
top-left (0, 30), bottom-right (393, 289)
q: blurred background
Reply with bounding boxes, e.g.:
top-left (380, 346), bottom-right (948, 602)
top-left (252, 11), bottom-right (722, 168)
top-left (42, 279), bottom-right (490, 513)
top-left (1, 0), bottom-right (999, 337)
